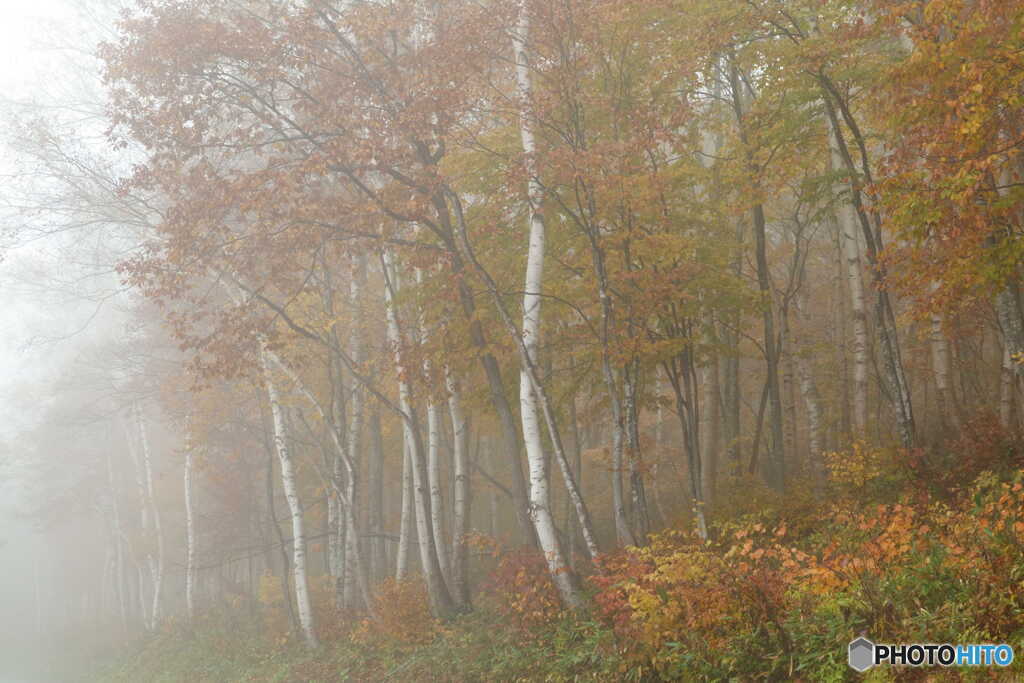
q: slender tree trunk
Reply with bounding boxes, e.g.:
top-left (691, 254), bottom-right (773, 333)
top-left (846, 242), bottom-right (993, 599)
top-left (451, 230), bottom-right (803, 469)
top-left (795, 284), bottom-right (826, 494)
top-left (134, 402), bottom-right (164, 631)
top-left (264, 433), bottom-right (298, 634)
top-left (1002, 347), bottom-right (1015, 429)
top-left (930, 309), bottom-right (959, 433)
top-left (830, 119), bottom-right (869, 436)
top-left (382, 250), bottom-right (456, 617)
top-left (261, 348), bottom-right (318, 648)
top-left (123, 416), bottom-right (151, 629)
top-left (781, 310), bottom-right (799, 466)
top-left (824, 97), bottom-right (916, 447)
top-left (652, 374), bottom-right (670, 525)
top-left (483, 435), bottom-right (500, 538)
top-left (437, 252), bottom-right (534, 547)
top-left (445, 366), bottom-right (471, 608)
top-left (729, 62), bottom-right (784, 491)
top-left (416, 270), bottom-right (452, 589)
top-left (624, 361), bottom-right (650, 543)
top-left (184, 449), bottom-right (196, 622)
top-left (512, 0), bottom-right (585, 609)
top-left (104, 450), bottom-right (127, 632)
top-left (701, 343), bottom-right (722, 509)
top-left (723, 219), bottom-right (744, 477)
top-left (342, 253), bottom-right (367, 609)
top-left (448, 174), bottom-right (600, 569)
top-left (997, 278), bottom-right (1024, 379)
top-left (368, 408), bottom-right (386, 583)
top-left (664, 351), bottom-right (708, 539)
top-left (396, 434), bottom-right (413, 581)
top-left (135, 564), bottom-right (147, 629)
top-left (606, 358), bottom-right (635, 547)
top-left (753, 201), bottom-right (786, 492)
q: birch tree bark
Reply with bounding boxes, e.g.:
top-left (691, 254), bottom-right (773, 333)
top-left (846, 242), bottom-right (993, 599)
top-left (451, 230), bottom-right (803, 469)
top-left (260, 347), bottom-right (319, 648)
top-left (184, 449), bottom-right (196, 622)
top-left (104, 449), bottom-right (127, 631)
top-left (445, 365), bottom-right (471, 608)
top-left (823, 96), bottom-right (916, 448)
top-left (930, 310), bottom-right (960, 432)
top-left (382, 249), bottom-right (457, 617)
top-left (511, 0), bottom-right (586, 609)
top-left (342, 252), bottom-right (367, 608)
top-left (415, 268), bottom-right (452, 589)
top-left (795, 282), bottom-right (826, 493)
top-left (367, 407), bottom-right (386, 583)
top-left (396, 433), bottom-right (413, 582)
top-left (134, 402), bottom-right (164, 631)
top-left (122, 415), bottom-right (150, 629)
top-left (700, 342), bottom-right (722, 510)
top-left (829, 118), bottom-right (869, 436)
top-left (995, 166), bottom-right (1024, 378)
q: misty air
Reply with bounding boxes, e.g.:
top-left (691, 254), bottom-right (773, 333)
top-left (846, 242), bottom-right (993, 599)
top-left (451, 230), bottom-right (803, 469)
top-left (1, 0), bottom-right (1022, 681)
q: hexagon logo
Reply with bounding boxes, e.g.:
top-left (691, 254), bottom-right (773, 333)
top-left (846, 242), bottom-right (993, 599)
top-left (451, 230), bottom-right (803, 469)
top-left (849, 637), bottom-right (875, 672)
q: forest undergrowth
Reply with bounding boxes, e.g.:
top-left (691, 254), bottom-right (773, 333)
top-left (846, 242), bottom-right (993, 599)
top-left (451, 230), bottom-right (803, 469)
top-left (89, 414), bottom-right (1024, 682)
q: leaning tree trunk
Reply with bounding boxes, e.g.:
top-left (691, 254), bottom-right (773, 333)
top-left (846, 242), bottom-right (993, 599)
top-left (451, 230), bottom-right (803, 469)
top-left (824, 96), bottom-right (916, 448)
top-left (663, 349), bottom-right (708, 540)
top-left (382, 249), bottom-right (456, 618)
top-left (511, 0), bottom-right (586, 610)
top-left (261, 347), bottom-right (319, 649)
top-left (729, 62), bottom-right (784, 491)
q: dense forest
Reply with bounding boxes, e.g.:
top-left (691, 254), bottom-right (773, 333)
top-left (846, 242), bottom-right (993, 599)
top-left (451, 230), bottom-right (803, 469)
top-left (2, 0), bottom-right (1024, 680)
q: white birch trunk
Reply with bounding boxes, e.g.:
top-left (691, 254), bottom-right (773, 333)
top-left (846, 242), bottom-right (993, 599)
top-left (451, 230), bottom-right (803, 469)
top-left (104, 449), bottom-right (127, 630)
top-left (416, 268), bottom-right (452, 587)
top-left (396, 435), bottom-right (413, 581)
top-left (795, 286), bottom-right (826, 492)
top-left (184, 449), bottom-right (196, 622)
top-left (512, 0), bottom-right (584, 609)
top-left (445, 365), bottom-right (470, 607)
top-left (700, 355), bottom-right (721, 509)
top-left (342, 253), bottom-right (367, 608)
top-left (261, 347), bottom-right (319, 648)
top-left (830, 118), bottom-right (869, 436)
top-left (134, 402), bottom-right (164, 631)
top-left (122, 416), bottom-right (150, 628)
top-left (383, 250), bottom-right (455, 616)
top-left (930, 311), bottom-right (959, 432)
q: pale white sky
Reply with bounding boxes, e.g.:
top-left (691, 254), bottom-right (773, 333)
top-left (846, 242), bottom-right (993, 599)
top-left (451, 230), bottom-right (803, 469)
top-left (0, 1), bottom-right (68, 93)
top-left (0, 0), bottom-right (119, 429)
top-left (0, 3), bottom-right (109, 663)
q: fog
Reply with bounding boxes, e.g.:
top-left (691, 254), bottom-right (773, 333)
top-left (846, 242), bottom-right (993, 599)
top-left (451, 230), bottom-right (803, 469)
top-left (1, 1), bottom-right (1022, 681)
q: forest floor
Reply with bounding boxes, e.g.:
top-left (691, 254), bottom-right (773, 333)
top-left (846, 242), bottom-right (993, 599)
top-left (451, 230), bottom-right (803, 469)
top-left (86, 421), bottom-right (1024, 682)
